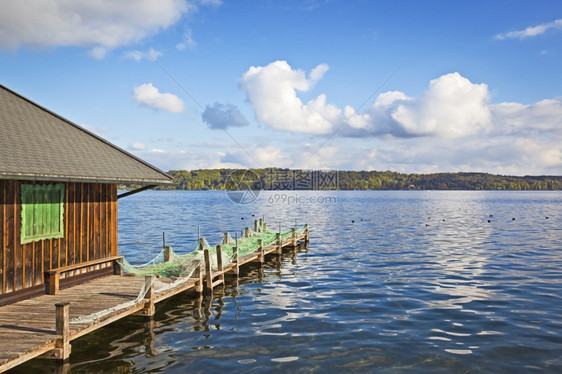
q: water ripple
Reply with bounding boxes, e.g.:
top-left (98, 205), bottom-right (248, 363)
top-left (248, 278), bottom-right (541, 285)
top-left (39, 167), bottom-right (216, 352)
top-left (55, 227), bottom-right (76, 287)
top-left (14, 190), bottom-right (560, 374)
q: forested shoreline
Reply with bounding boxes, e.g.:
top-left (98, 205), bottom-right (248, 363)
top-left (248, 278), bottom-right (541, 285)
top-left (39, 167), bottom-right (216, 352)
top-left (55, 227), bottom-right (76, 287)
top-left (124, 169), bottom-right (562, 191)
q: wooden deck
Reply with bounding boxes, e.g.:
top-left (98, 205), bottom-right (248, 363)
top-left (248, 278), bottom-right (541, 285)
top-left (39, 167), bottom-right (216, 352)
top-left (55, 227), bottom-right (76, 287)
top-left (0, 229), bottom-right (308, 373)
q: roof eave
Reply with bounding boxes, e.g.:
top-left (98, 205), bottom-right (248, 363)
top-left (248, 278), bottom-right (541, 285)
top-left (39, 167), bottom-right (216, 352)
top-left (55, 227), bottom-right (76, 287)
top-left (0, 172), bottom-right (174, 185)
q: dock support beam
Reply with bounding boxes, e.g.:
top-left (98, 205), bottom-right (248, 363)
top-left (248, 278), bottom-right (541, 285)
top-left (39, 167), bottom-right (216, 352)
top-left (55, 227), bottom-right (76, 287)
top-left (258, 239), bottom-right (264, 264)
top-left (141, 275), bottom-right (155, 319)
top-left (55, 302), bottom-right (71, 361)
top-left (164, 246), bottom-right (172, 262)
top-left (276, 233), bottom-right (282, 255)
top-left (204, 248), bottom-right (213, 295)
top-left (216, 245), bottom-right (225, 285)
top-left (41, 302), bottom-right (71, 361)
top-left (233, 245), bottom-right (239, 276)
top-left (194, 262), bottom-right (203, 293)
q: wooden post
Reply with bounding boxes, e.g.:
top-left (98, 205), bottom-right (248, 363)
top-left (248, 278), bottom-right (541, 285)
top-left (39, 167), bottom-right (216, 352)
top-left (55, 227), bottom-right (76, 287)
top-left (142, 275), bottom-right (155, 318)
top-left (276, 232), bottom-right (282, 255)
top-left (259, 218), bottom-right (263, 231)
top-left (263, 223), bottom-right (267, 232)
top-left (216, 244), bottom-right (225, 284)
top-left (304, 224), bottom-right (309, 242)
top-left (53, 302), bottom-right (71, 360)
top-left (163, 246), bottom-right (172, 262)
top-left (292, 227), bottom-right (297, 246)
top-left (223, 232), bottom-right (229, 245)
top-left (113, 258), bottom-right (123, 275)
top-left (233, 234), bottom-right (239, 276)
top-left (194, 261), bottom-right (203, 293)
top-left (258, 239), bottom-right (264, 264)
top-left (48, 273), bottom-right (60, 295)
top-left (204, 248), bottom-right (213, 295)
top-left (254, 220), bottom-right (258, 232)
top-left (245, 227), bottom-right (250, 238)
top-left (198, 238), bottom-right (205, 251)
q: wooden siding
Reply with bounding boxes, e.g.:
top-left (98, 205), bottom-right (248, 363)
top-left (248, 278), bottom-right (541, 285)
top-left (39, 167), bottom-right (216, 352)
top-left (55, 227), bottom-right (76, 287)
top-left (0, 181), bottom-right (117, 296)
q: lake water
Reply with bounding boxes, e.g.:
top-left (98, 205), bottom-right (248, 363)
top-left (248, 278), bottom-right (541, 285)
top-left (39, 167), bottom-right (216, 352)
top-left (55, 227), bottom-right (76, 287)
top-left (12, 190), bottom-right (562, 373)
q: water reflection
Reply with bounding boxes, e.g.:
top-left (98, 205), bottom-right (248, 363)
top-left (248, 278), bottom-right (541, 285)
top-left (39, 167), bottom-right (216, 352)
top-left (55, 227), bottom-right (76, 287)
top-left (10, 191), bottom-right (562, 373)
top-left (419, 192), bottom-right (496, 310)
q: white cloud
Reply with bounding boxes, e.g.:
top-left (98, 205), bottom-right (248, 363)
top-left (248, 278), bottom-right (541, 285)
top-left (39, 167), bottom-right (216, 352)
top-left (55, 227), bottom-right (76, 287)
top-left (236, 61), bottom-right (562, 174)
top-left (490, 98), bottom-right (562, 136)
top-left (239, 60), bottom-right (341, 134)
top-left (88, 46), bottom-right (107, 59)
top-left (495, 19), bottom-right (562, 40)
top-left (130, 142), bottom-right (146, 150)
top-left (133, 83), bottom-right (185, 113)
top-left (390, 73), bottom-right (491, 138)
top-left (176, 29), bottom-right (196, 50)
top-left (0, 0), bottom-right (219, 57)
top-left (221, 145), bottom-right (291, 169)
top-left (340, 73), bottom-right (492, 138)
top-left (123, 48), bottom-right (162, 61)
top-left (239, 63), bottom-right (492, 138)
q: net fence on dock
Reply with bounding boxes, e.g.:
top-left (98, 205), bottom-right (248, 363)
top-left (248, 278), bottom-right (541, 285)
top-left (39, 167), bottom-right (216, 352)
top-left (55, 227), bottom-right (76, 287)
top-left (117, 223), bottom-right (306, 278)
top-left (70, 224), bottom-right (306, 326)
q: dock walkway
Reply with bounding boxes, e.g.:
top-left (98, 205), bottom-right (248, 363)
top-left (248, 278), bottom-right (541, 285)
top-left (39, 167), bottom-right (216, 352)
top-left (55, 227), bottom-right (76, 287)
top-left (0, 226), bottom-right (309, 373)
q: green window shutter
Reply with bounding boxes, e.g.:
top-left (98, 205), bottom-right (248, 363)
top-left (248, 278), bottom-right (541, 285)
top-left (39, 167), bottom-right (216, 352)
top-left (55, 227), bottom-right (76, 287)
top-left (21, 184), bottom-right (64, 244)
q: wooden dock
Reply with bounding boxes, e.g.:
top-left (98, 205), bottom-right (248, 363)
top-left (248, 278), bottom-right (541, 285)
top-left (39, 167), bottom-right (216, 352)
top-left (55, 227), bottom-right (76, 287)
top-left (0, 226), bottom-right (309, 373)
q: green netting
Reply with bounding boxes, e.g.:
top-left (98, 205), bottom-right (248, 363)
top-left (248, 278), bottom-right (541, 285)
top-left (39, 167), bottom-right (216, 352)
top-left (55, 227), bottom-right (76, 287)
top-left (117, 224), bottom-right (307, 278)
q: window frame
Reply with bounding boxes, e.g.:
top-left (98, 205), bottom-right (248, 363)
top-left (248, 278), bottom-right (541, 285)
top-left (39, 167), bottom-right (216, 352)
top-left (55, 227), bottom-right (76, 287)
top-left (20, 183), bottom-right (65, 244)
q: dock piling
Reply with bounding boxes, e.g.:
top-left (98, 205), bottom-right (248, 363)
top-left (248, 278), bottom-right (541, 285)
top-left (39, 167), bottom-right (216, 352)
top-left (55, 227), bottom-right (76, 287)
top-left (141, 275), bottom-right (156, 318)
top-left (55, 302), bottom-right (71, 361)
top-left (233, 234), bottom-right (239, 276)
top-left (258, 239), bottom-right (264, 264)
top-left (164, 246), bottom-right (172, 262)
top-left (194, 262), bottom-right (203, 293)
top-left (204, 248), bottom-right (213, 295)
top-left (41, 302), bottom-right (71, 361)
top-left (276, 232), bottom-right (282, 255)
top-left (216, 244), bottom-right (225, 284)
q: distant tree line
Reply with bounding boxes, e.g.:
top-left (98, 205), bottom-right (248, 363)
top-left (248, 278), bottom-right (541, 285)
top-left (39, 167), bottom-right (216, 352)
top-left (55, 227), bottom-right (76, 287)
top-left (121, 169), bottom-right (562, 191)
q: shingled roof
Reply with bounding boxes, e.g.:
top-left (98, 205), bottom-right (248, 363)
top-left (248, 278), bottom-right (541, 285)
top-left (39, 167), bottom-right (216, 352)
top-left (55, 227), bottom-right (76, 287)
top-left (0, 84), bottom-right (173, 184)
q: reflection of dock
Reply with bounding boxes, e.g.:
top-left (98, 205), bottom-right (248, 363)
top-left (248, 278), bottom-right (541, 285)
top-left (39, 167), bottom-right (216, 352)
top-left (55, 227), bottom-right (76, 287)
top-left (0, 222), bottom-right (309, 373)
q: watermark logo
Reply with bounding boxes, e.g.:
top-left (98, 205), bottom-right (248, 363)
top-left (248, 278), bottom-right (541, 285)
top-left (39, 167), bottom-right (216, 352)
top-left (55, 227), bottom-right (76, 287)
top-left (225, 169), bottom-right (263, 204)
top-left (225, 169), bottom-right (338, 204)
top-left (264, 169), bottom-right (338, 191)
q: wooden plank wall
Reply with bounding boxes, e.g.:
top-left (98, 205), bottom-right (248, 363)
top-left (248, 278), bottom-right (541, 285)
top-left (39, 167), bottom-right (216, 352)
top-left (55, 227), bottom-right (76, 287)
top-left (0, 181), bottom-right (117, 295)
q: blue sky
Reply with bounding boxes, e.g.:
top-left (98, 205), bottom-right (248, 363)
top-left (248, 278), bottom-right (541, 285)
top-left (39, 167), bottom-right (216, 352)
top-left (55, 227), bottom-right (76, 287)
top-left (1, 0), bottom-right (561, 175)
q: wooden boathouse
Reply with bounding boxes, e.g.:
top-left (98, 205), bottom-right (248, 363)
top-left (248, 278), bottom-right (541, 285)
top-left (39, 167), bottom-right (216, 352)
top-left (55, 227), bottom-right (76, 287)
top-left (0, 83), bottom-right (173, 303)
top-left (0, 84), bottom-right (310, 372)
